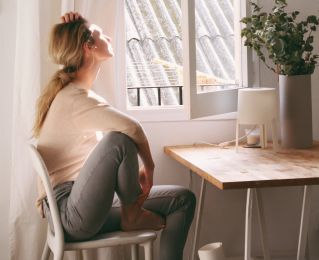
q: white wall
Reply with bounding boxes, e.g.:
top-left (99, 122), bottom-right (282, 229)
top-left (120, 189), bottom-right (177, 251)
top-left (0, 0), bottom-right (17, 259)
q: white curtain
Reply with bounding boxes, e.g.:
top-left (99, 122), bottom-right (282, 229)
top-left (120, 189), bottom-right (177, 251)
top-left (9, 0), bottom-right (131, 259)
top-left (9, 0), bottom-right (46, 259)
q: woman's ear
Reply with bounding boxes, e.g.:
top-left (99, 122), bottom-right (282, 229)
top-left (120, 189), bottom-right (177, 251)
top-left (83, 42), bottom-right (91, 52)
top-left (83, 42), bottom-right (93, 57)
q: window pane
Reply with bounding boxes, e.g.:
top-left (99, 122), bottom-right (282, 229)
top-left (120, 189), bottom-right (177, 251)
top-left (195, 0), bottom-right (238, 93)
top-left (125, 0), bottom-right (183, 107)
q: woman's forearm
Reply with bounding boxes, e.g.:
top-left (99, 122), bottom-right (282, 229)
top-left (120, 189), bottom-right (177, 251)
top-left (136, 140), bottom-right (155, 170)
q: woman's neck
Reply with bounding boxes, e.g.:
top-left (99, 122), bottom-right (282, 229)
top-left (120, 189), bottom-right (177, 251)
top-left (73, 61), bottom-right (101, 90)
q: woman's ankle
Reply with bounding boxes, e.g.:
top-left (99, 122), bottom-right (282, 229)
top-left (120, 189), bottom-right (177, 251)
top-left (121, 204), bottom-right (165, 231)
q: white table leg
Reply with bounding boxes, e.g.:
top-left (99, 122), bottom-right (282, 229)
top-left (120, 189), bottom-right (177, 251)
top-left (297, 185), bottom-right (312, 260)
top-left (254, 189), bottom-right (271, 260)
top-left (245, 188), bottom-right (253, 260)
top-left (191, 176), bottom-right (206, 260)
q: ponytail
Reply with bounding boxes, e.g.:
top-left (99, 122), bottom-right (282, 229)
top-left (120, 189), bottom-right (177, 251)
top-left (32, 67), bottom-right (75, 138)
top-left (33, 18), bottom-right (91, 138)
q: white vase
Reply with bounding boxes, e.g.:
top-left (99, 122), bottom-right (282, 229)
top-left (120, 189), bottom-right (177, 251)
top-left (198, 242), bottom-right (226, 260)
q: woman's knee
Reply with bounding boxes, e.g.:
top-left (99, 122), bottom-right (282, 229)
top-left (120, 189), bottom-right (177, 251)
top-left (166, 188), bottom-right (196, 228)
top-left (101, 132), bottom-right (137, 152)
top-left (179, 188), bottom-right (196, 212)
top-left (167, 186), bottom-right (196, 213)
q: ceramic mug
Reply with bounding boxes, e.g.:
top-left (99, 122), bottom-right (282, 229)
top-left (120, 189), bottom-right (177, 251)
top-left (198, 242), bottom-right (226, 260)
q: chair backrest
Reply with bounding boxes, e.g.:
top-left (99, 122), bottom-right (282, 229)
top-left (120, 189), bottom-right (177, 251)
top-left (29, 144), bottom-right (65, 246)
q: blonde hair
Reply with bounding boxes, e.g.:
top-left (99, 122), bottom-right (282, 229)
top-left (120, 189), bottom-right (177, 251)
top-left (33, 18), bottom-right (94, 138)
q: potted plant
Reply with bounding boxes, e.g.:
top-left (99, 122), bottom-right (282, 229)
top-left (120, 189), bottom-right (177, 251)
top-left (241, 0), bottom-right (319, 148)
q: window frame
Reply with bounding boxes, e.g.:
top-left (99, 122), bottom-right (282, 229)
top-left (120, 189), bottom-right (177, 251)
top-left (115, 0), bottom-right (248, 122)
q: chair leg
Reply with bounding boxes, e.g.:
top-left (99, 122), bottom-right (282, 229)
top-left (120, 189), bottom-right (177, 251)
top-left (131, 244), bottom-right (139, 260)
top-left (41, 242), bottom-right (51, 260)
top-left (142, 241), bottom-right (153, 260)
top-left (53, 250), bottom-right (64, 260)
top-left (75, 250), bottom-right (81, 260)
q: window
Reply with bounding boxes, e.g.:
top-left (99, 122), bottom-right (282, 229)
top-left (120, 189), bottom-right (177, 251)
top-left (195, 0), bottom-right (237, 92)
top-left (125, 0), bottom-right (184, 107)
top-left (118, 0), bottom-right (247, 120)
top-left (188, 0), bottom-right (247, 118)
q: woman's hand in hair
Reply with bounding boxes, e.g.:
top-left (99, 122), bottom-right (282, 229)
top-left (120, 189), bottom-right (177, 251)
top-left (61, 12), bottom-right (82, 23)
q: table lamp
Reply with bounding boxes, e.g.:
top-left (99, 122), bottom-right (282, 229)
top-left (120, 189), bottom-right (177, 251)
top-left (236, 88), bottom-right (279, 151)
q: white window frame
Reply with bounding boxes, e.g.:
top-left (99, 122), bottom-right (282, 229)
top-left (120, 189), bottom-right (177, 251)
top-left (115, 0), bottom-right (248, 122)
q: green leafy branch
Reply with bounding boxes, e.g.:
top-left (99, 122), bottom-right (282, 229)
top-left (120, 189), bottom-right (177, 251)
top-left (241, 0), bottom-right (319, 75)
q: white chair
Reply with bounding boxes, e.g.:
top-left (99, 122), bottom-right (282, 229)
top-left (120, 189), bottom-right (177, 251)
top-left (236, 88), bottom-right (279, 151)
top-left (29, 144), bottom-right (156, 260)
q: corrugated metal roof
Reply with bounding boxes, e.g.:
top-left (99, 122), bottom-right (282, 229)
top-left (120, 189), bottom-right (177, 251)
top-left (125, 0), bottom-right (235, 106)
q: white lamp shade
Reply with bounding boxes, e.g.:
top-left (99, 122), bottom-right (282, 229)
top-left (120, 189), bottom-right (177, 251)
top-left (237, 88), bottom-right (278, 124)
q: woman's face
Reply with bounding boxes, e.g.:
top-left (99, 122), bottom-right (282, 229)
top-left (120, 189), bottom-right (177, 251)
top-left (89, 24), bottom-right (114, 61)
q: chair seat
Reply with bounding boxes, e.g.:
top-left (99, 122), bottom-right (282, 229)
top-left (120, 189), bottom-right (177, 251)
top-left (63, 230), bottom-right (157, 251)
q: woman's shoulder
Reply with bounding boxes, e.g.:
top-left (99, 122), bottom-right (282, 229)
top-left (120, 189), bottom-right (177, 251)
top-left (58, 83), bottom-right (101, 100)
top-left (60, 83), bottom-right (88, 97)
top-left (63, 83), bottom-right (109, 109)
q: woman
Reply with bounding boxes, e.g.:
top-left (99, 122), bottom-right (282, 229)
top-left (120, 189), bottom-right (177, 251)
top-left (33, 12), bottom-right (196, 260)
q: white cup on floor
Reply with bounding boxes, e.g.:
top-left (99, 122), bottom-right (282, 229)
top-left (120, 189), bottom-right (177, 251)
top-left (198, 242), bottom-right (226, 260)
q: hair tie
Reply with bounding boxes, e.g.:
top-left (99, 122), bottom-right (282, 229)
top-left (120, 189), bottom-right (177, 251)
top-left (57, 70), bottom-right (72, 85)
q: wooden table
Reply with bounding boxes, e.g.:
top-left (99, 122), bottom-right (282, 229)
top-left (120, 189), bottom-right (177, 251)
top-left (164, 144), bottom-right (319, 260)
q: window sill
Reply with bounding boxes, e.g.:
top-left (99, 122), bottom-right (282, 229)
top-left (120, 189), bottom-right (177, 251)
top-left (126, 106), bottom-right (237, 123)
top-left (193, 111), bottom-right (238, 121)
top-left (126, 105), bottom-right (189, 122)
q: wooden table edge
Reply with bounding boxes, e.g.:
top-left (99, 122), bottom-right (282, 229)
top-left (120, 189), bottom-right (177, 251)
top-left (164, 145), bottom-right (319, 190)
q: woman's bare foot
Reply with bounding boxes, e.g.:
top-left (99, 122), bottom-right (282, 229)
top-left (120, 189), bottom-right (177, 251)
top-left (121, 202), bottom-right (166, 231)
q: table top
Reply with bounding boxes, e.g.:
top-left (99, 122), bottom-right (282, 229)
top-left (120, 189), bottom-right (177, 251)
top-left (164, 143), bottom-right (319, 190)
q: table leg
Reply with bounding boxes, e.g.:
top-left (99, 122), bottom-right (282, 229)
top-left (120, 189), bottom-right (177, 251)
top-left (191, 176), bottom-right (206, 260)
top-left (245, 188), bottom-right (253, 260)
top-left (297, 185), bottom-right (312, 260)
top-left (254, 189), bottom-right (271, 260)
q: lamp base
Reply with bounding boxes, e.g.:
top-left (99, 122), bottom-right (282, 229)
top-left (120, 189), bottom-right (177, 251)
top-left (243, 144), bottom-right (262, 148)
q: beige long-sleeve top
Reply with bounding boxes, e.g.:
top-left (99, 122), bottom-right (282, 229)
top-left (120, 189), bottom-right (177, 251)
top-left (36, 83), bottom-right (147, 215)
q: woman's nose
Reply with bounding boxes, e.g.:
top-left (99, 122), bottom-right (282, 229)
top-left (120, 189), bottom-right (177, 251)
top-left (106, 36), bottom-right (112, 42)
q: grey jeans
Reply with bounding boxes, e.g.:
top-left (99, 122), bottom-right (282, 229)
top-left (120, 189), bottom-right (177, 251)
top-left (44, 132), bottom-right (196, 260)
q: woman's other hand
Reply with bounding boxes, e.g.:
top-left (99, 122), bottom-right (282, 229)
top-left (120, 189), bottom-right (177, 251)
top-left (61, 12), bottom-right (82, 23)
top-left (139, 165), bottom-right (154, 198)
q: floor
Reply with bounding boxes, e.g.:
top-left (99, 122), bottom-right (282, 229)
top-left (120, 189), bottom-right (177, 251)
top-left (227, 256), bottom-right (295, 260)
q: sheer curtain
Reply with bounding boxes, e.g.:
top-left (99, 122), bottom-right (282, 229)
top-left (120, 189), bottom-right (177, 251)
top-left (9, 0), bottom-right (131, 259)
top-left (9, 0), bottom-right (46, 259)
